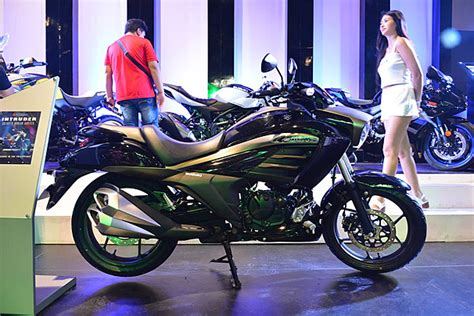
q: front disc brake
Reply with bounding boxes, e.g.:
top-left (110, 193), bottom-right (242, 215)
top-left (345, 210), bottom-right (396, 252)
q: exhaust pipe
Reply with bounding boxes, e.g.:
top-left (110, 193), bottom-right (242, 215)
top-left (88, 184), bottom-right (212, 240)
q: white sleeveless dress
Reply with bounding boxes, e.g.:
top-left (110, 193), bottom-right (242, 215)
top-left (377, 48), bottom-right (419, 121)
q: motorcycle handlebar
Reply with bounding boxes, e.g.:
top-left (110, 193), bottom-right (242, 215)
top-left (251, 88), bottom-right (281, 98)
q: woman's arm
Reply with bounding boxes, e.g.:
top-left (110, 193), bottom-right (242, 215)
top-left (396, 37), bottom-right (423, 102)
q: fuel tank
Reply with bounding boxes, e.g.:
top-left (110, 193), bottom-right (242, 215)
top-left (176, 107), bottom-right (351, 188)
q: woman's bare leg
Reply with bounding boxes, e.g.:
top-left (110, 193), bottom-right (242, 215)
top-left (371, 116), bottom-right (412, 210)
top-left (398, 130), bottom-right (424, 198)
top-left (382, 116), bottom-right (412, 176)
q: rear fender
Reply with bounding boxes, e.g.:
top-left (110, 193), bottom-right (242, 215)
top-left (44, 168), bottom-right (95, 209)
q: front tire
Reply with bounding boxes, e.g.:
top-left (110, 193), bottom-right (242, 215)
top-left (322, 187), bottom-right (426, 273)
top-left (72, 175), bottom-right (177, 276)
top-left (423, 122), bottom-right (474, 171)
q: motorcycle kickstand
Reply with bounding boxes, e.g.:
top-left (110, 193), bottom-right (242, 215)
top-left (210, 240), bottom-right (242, 289)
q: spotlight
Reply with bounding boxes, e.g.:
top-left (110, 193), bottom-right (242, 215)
top-left (441, 28), bottom-right (461, 49)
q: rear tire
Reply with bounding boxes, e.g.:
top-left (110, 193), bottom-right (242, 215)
top-left (72, 175), bottom-right (177, 276)
top-left (97, 115), bottom-right (123, 127)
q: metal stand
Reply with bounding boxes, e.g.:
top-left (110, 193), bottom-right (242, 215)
top-left (210, 240), bottom-right (242, 289)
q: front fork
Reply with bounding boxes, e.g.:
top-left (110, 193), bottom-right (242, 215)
top-left (420, 112), bottom-right (449, 144)
top-left (337, 153), bottom-right (374, 234)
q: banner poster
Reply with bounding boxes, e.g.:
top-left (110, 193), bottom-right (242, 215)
top-left (0, 111), bottom-right (41, 164)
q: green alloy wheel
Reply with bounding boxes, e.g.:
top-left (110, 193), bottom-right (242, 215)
top-left (71, 176), bottom-right (177, 277)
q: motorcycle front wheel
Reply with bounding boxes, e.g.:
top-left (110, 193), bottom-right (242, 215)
top-left (423, 122), bottom-right (474, 171)
top-left (322, 187), bottom-right (426, 273)
top-left (72, 176), bottom-right (178, 277)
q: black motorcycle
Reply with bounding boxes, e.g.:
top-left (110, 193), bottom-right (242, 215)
top-left (5, 56), bottom-right (124, 161)
top-left (161, 83), bottom-right (260, 141)
top-left (161, 76), bottom-right (285, 142)
top-left (327, 66), bottom-right (473, 171)
top-left (43, 54), bottom-right (426, 289)
top-left (47, 89), bottom-right (123, 161)
top-left (417, 66), bottom-right (473, 170)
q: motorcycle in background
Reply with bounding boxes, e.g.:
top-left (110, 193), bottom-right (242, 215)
top-left (417, 66), bottom-right (473, 171)
top-left (327, 66), bottom-right (474, 171)
top-left (162, 82), bottom-right (267, 141)
top-left (1, 33), bottom-right (124, 161)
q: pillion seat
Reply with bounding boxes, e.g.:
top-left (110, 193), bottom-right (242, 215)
top-left (165, 83), bottom-right (217, 106)
top-left (346, 98), bottom-right (374, 107)
top-left (141, 125), bottom-right (224, 166)
top-left (61, 88), bottom-right (105, 108)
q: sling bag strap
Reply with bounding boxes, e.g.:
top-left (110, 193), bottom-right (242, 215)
top-left (116, 39), bottom-right (157, 94)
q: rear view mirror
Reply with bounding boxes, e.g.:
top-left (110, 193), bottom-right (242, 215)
top-left (288, 58), bottom-right (298, 83)
top-left (261, 53), bottom-right (278, 73)
top-left (0, 33), bottom-right (9, 51)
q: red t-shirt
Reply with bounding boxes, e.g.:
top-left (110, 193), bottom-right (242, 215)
top-left (105, 34), bottom-right (158, 102)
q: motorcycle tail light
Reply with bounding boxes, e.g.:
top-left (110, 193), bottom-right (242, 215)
top-left (80, 137), bottom-right (91, 147)
top-left (428, 101), bottom-right (438, 107)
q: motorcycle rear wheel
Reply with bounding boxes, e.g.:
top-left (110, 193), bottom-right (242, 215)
top-left (423, 122), bottom-right (474, 171)
top-left (97, 115), bottom-right (123, 127)
top-left (322, 187), bottom-right (426, 273)
top-left (72, 176), bottom-right (177, 277)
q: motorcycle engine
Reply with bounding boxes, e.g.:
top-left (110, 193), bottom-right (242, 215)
top-left (242, 189), bottom-right (294, 231)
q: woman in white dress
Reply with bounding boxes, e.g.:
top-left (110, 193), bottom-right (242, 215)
top-left (372, 10), bottom-right (429, 210)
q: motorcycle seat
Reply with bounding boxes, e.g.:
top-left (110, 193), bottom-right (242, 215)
top-left (346, 98), bottom-right (373, 108)
top-left (365, 105), bottom-right (381, 116)
top-left (165, 83), bottom-right (217, 106)
top-left (61, 88), bottom-right (104, 108)
top-left (141, 125), bottom-right (224, 166)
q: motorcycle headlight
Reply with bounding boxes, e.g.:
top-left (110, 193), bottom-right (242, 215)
top-left (355, 123), bottom-right (370, 149)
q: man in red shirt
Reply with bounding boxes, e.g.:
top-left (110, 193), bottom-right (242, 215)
top-left (105, 19), bottom-right (165, 126)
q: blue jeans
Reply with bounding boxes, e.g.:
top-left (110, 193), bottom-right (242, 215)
top-left (119, 97), bottom-right (159, 127)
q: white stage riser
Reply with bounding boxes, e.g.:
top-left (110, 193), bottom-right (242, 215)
top-left (35, 173), bottom-right (474, 244)
top-left (34, 210), bottom-right (474, 244)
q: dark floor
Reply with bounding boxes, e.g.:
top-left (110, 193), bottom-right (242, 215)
top-left (36, 243), bottom-right (474, 315)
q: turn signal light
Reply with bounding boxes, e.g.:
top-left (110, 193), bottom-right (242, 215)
top-left (445, 130), bottom-right (452, 137)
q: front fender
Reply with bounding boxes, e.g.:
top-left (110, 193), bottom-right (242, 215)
top-left (320, 171), bottom-right (410, 214)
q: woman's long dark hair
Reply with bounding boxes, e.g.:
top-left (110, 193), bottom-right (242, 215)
top-left (376, 10), bottom-right (409, 67)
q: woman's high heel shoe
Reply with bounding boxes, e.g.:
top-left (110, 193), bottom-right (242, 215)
top-left (370, 198), bottom-right (386, 212)
top-left (412, 194), bottom-right (430, 208)
top-left (413, 194), bottom-right (430, 209)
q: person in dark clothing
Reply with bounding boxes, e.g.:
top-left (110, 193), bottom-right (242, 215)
top-left (0, 66), bottom-right (14, 97)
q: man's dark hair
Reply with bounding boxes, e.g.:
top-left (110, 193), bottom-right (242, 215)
top-left (124, 18), bottom-right (148, 34)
